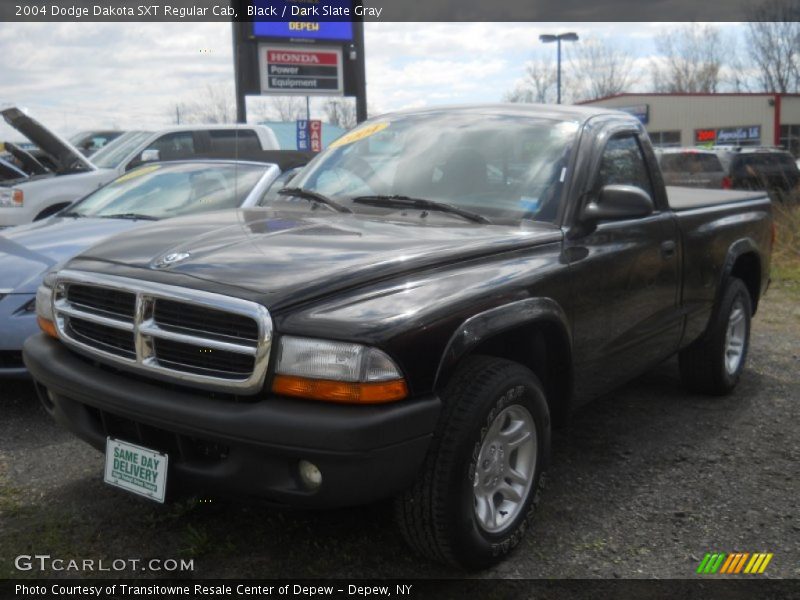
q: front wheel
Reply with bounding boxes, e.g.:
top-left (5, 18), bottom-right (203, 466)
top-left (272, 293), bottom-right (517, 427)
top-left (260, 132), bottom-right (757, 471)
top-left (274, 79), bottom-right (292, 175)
top-left (394, 356), bottom-right (550, 570)
top-left (679, 277), bottom-right (752, 395)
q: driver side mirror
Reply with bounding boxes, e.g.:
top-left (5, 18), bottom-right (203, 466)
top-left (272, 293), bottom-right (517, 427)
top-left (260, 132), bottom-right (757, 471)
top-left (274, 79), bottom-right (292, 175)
top-left (140, 149), bottom-right (160, 163)
top-left (581, 184), bottom-right (654, 224)
top-left (126, 149), bottom-right (160, 171)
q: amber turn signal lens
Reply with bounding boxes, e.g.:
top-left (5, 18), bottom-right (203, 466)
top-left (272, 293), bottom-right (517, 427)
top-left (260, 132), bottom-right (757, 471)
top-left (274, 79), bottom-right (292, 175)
top-left (37, 316), bottom-right (59, 339)
top-left (272, 375), bottom-right (408, 404)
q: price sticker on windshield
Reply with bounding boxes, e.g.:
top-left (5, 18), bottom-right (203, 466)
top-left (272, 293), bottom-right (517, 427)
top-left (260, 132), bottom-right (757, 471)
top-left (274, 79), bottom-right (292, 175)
top-left (329, 122), bottom-right (390, 149)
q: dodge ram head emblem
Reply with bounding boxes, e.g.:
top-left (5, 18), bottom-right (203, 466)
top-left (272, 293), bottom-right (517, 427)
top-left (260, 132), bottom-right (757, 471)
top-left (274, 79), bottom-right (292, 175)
top-left (153, 252), bottom-right (191, 269)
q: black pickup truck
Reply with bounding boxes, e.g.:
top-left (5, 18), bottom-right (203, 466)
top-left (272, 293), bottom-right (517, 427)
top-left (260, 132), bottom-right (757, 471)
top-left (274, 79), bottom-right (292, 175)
top-left (24, 105), bottom-right (773, 570)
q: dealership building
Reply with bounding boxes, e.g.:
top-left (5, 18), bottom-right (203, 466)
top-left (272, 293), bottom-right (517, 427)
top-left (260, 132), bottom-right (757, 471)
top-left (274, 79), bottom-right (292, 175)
top-left (579, 93), bottom-right (800, 157)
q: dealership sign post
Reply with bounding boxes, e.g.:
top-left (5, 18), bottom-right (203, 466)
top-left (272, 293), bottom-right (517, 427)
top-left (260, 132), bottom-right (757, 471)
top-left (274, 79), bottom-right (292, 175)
top-left (232, 0), bottom-right (367, 127)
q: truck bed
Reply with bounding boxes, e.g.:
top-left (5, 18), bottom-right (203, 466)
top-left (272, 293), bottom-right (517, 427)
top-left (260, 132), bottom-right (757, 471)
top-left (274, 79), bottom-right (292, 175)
top-left (667, 186), bottom-right (767, 211)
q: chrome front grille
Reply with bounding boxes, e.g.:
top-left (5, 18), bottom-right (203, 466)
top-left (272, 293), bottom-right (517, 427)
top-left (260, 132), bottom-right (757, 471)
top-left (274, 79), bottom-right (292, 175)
top-left (52, 270), bottom-right (272, 394)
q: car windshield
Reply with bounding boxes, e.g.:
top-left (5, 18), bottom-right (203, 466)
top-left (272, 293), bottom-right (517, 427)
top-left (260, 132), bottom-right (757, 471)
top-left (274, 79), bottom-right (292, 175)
top-left (90, 131), bottom-right (153, 169)
top-left (65, 162), bottom-right (266, 219)
top-left (288, 112), bottom-right (581, 224)
top-left (68, 131), bottom-right (122, 156)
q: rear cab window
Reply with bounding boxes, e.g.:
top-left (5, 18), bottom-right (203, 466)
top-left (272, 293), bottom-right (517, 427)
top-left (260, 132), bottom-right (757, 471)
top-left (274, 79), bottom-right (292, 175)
top-left (208, 130), bottom-right (262, 154)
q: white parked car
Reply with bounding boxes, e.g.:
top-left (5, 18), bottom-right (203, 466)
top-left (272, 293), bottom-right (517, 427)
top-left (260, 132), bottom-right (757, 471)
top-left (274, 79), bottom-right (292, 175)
top-left (0, 107), bottom-right (280, 228)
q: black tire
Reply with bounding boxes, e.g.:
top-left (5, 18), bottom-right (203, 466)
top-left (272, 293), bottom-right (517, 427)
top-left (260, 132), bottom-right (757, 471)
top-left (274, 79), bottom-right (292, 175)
top-left (679, 277), bottom-right (752, 395)
top-left (394, 355), bottom-right (550, 570)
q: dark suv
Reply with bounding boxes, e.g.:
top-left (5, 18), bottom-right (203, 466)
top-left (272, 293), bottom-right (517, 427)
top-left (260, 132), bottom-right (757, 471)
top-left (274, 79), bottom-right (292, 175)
top-left (712, 146), bottom-right (800, 195)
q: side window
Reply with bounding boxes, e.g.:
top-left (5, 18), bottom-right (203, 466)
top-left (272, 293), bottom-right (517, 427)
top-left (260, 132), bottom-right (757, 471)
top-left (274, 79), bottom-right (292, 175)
top-left (145, 132), bottom-right (196, 161)
top-left (208, 130), bottom-right (262, 155)
top-left (597, 135), bottom-right (654, 199)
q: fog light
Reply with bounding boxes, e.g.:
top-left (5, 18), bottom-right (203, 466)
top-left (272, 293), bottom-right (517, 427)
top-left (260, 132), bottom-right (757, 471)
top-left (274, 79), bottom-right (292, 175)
top-left (298, 460), bottom-right (322, 490)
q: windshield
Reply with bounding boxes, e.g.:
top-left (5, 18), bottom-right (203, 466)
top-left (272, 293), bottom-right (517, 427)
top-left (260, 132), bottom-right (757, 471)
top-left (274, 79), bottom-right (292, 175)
top-left (66, 162), bottom-right (267, 219)
top-left (68, 131), bottom-right (123, 156)
top-left (90, 131), bottom-right (153, 169)
top-left (289, 112), bottom-right (580, 224)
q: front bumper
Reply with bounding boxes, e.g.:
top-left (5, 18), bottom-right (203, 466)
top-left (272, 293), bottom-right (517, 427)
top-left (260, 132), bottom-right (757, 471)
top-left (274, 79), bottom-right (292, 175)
top-left (24, 334), bottom-right (440, 507)
top-left (0, 293), bottom-right (36, 377)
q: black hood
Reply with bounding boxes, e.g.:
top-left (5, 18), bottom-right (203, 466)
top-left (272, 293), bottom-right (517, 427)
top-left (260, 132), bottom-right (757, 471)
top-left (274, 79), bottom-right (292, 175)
top-left (76, 208), bottom-right (562, 309)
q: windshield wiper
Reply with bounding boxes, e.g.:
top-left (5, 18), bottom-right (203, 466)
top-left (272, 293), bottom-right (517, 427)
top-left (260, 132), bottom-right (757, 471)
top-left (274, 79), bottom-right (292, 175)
top-left (352, 195), bottom-right (490, 224)
top-left (59, 210), bottom-right (86, 218)
top-left (277, 187), bottom-right (352, 213)
top-left (99, 213), bottom-right (158, 221)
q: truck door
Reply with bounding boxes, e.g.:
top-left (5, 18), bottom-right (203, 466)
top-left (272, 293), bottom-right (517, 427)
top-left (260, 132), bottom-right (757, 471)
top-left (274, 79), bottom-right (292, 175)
top-left (565, 129), bottom-right (681, 403)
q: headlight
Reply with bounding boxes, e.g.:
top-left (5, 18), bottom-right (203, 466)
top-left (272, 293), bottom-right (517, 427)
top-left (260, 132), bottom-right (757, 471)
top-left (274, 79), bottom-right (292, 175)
top-left (0, 188), bottom-right (24, 208)
top-left (271, 336), bottom-right (408, 404)
top-left (35, 272), bottom-right (58, 338)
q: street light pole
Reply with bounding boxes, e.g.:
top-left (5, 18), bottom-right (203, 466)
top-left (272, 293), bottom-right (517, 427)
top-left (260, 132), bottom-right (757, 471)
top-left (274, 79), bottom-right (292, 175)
top-left (539, 32), bottom-right (579, 104)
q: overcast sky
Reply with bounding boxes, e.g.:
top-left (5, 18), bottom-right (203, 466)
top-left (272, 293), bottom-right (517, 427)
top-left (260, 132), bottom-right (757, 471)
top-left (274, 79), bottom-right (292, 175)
top-left (0, 22), bottom-right (746, 139)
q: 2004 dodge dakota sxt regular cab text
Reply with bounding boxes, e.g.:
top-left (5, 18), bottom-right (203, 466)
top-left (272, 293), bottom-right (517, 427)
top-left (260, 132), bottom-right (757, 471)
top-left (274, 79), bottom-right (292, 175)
top-left (24, 105), bottom-right (773, 570)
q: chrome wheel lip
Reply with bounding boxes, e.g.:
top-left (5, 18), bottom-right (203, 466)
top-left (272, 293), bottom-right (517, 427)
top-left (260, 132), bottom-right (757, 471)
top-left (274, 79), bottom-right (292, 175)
top-left (724, 297), bottom-right (747, 375)
top-left (472, 404), bottom-right (537, 535)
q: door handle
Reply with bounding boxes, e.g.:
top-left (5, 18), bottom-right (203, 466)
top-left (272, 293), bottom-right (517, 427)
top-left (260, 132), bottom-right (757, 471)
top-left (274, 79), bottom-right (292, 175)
top-left (661, 240), bottom-right (676, 259)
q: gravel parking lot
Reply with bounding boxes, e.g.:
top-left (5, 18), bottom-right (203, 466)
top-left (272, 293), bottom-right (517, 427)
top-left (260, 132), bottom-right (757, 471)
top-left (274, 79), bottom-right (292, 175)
top-left (1, 285), bottom-right (798, 580)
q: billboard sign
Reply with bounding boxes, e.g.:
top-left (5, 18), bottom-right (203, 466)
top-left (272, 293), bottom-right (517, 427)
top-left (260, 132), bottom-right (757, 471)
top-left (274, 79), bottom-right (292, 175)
top-left (259, 44), bottom-right (343, 95)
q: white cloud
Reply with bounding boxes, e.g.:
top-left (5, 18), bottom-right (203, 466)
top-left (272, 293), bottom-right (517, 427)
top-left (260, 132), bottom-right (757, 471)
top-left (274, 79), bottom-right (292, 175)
top-left (0, 21), bottom-right (750, 141)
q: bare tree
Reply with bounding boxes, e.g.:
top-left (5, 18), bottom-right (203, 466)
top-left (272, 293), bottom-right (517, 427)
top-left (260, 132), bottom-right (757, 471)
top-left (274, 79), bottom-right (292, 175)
top-left (175, 83), bottom-right (236, 124)
top-left (324, 99), bottom-right (357, 129)
top-left (504, 57), bottom-right (558, 104)
top-left (568, 39), bottom-right (637, 101)
top-left (650, 24), bottom-right (726, 93)
top-left (725, 50), bottom-right (754, 93)
top-left (267, 96), bottom-right (307, 121)
top-left (746, 0), bottom-right (800, 93)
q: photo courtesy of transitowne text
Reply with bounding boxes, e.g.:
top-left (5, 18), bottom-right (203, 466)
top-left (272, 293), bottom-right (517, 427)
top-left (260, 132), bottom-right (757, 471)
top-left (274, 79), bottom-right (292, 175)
top-left (0, 0), bottom-right (799, 599)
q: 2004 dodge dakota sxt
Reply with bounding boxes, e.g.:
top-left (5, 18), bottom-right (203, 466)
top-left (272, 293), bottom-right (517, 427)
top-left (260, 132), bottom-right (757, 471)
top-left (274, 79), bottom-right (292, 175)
top-left (24, 105), bottom-right (773, 569)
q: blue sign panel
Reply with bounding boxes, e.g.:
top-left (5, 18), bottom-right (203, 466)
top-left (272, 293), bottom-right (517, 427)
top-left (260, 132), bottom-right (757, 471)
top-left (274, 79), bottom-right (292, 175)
top-left (253, 21), bottom-right (354, 41)
top-left (297, 120), bottom-right (309, 150)
top-left (250, 1), bottom-right (354, 41)
top-left (617, 104), bottom-right (649, 125)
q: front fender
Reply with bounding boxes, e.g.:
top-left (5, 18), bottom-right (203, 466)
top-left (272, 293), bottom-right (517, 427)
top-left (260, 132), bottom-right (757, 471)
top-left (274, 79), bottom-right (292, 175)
top-left (434, 297), bottom-right (571, 389)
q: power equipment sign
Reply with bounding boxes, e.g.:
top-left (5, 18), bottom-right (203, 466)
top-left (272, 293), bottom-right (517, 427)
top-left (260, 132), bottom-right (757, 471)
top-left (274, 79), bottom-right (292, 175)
top-left (259, 44), bottom-right (343, 95)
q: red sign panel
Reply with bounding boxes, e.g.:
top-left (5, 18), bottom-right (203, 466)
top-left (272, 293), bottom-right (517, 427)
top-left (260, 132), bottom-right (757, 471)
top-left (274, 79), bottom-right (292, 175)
top-left (309, 120), bottom-right (322, 152)
top-left (695, 129), bottom-right (716, 143)
top-left (267, 50), bottom-right (339, 66)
